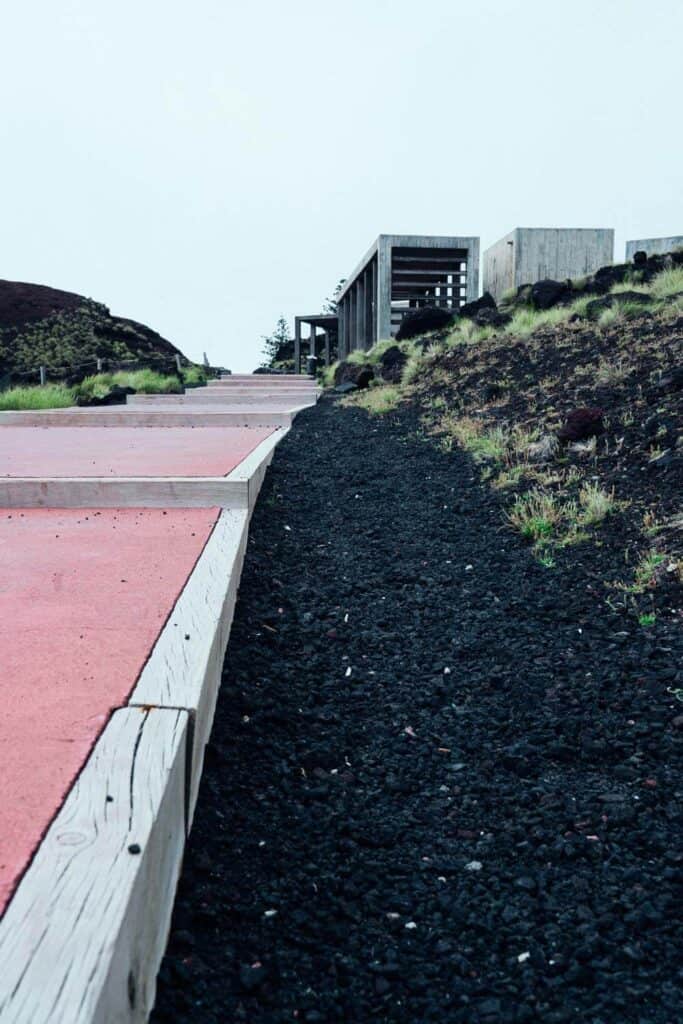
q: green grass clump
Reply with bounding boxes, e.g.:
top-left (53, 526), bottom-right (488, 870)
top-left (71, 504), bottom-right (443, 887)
top-left (0, 383), bottom-right (75, 410)
top-left (597, 299), bottom-right (651, 328)
top-left (506, 489), bottom-right (567, 543)
top-left (639, 612), bottom-right (656, 628)
top-left (181, 364), bottom-right (207, 387)
top-left (504, 305), bottom-right (571, 338)
top-left (576, 482), bottom-right (617, 525)
top-left (341, 385), bottom-right (402, 415)
top-left (74, 370), bottom-right (182, 400)
top-left (112, 369), bottom-right (182, 393)
top-left (649, 266), bottom-right (683, 299)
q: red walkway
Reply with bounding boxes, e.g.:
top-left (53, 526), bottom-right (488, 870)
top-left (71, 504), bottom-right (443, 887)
top-left (0, 426), bottom-right (273, 477)
top-left (0, 508), bottom-right (220, 913)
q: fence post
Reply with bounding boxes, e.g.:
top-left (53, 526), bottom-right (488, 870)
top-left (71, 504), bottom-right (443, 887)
top-left (175, 354), bottom-right (182, 374)
top-left (96, 358), bottom-right (103, 373)
top-left (39, 366), bottom-right (46, 386)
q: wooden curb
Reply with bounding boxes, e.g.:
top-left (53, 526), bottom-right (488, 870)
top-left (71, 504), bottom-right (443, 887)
top-left (130, 508), bottom-right (249, 821)
top-left (0, 707), bottom-right (189, 1023)
top-left (0, 427), bottom-right (286, 1021)
top-left (0, 409), bottom-right (295, 428)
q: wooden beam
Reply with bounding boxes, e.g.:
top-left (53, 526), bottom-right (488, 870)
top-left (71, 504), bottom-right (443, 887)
top-left (0, 707), bottom-right (189, 1024)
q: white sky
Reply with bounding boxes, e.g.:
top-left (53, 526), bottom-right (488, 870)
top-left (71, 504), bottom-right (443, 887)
top-left (2, 0), bottom-right (682, 370)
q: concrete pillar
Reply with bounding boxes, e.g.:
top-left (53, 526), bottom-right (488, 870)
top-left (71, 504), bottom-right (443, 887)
top-left (364, 265), bottom-right (374, 348)
top-left (323, 332), bottom-right (330, 366)
top-left (344, 296), bottom-right (351, 357)
top-left (356, 276), bottom-right (365, 351)
top-left (466, 238), bottom-right (480, 303)
top-left (349, 288), bottom-right (356, 353)
top-left (377, 237), bottom-right (392, 339)
top-left (369, 258), bottom-right (377, 346)
top-left (294, 319), bottom-right (301, 374)
top-left (309, 325), bottom-right (316, 359)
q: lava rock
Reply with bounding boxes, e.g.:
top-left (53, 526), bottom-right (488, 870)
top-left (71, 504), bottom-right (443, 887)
top-left (75, 385), bottom-right (135, 407)
top-left (590, 263), bottom-right (632, 293)
top-left (531, 279), bottom-right (571, 310)
top-left (472, 307), bottom-right (512, 328)
top-left (395, 306), bottom-right (455, 340)
top-left (333, 361), bottom-right (375, 389)
top-left (459, 292), bottom-right (497, 319)
top-left (585, 291), bottom-right (652, 319)
top-left (378, 345), bottom-right (407, 383)
top-left (558, 407), bottom-right (605, 443)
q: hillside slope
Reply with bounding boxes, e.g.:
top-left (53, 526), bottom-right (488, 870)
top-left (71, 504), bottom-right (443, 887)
top-left (337, 257), bottom-right (682, 633)
top-left (0, 280), bottom-right (186, 383)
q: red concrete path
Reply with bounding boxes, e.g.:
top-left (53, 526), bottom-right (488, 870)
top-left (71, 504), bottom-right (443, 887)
top-left (0, 508), bottom-right (219, 913)
top-left (0, 426), bottom-right (273, 477)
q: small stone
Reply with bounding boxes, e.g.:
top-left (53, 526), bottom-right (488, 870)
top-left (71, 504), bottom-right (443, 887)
top-left (464, 860), bottom-right (483, 872)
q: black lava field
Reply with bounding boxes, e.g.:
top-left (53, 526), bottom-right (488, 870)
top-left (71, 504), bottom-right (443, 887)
top-left (153, 396), bottom-right (682, 1024)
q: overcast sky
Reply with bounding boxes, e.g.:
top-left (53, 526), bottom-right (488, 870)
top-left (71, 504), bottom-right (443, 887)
top-left (3, 1), bottom-right (681, 370)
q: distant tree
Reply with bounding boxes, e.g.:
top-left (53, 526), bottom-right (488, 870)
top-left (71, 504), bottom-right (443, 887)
top-left (261, 315), bottom-right (290, 365)
top-left (322, 279), bottom-right (346, 315)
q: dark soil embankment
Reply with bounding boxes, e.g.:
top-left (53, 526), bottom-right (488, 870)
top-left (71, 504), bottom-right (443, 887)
top-left (153, 395), bottom-right (682, 1024)
top-left (0, 279), bottom-right (185, 382)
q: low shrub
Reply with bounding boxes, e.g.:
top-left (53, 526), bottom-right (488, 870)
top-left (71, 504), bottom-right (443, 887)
top-left (0, 383), bottom-right (74, 410)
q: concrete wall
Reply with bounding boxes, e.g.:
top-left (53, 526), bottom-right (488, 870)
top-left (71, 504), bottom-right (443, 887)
top-left (338, 234), bottom-right (480, 352)
top-left (482, 231), bottom-right (515, 302)
top-left (483, 228), bottom-right (614, 300)
top-left (625, 236), bottom-right (683, 260)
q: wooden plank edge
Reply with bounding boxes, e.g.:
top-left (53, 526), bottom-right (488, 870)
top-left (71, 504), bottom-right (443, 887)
top-left (0, 477), bottom-right (249, 509)
top-left (0, 707), bottom-right (189, 1024)
top-left (129, 507), bottom-right (250, 822)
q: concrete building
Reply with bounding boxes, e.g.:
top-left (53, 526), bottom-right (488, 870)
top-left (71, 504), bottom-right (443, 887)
top-left (625, 235), bottom-right (683, 260)
top-left (335, 234), bottom-right (480, 357)
top-left (293, 314), bottom-right (338, 373)
top-left (483, 228), bottom-right (614, 301)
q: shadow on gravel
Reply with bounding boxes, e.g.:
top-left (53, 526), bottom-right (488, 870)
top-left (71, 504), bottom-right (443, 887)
top-left (153, 394), bottom-right (682, 1024)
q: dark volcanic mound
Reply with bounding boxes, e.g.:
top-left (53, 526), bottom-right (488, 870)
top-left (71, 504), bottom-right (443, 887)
top-left (0, 280), bottom-right (84, 328)
top-left (0, 279), bottom-right (185, 382)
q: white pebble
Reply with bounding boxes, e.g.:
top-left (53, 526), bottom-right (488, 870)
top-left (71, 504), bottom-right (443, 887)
top-left (405, 921), bottom-right (417, 930)
top-left (465, 564), bottom-right (473, 572)
top-left (264, 909), bottom-right (278, 918)
top-left (464, 860), bottom-right (482, 872)
top-left (345, 667), bottom-right (352, 677)
top-left (517, 951), bottom-right (530, 963)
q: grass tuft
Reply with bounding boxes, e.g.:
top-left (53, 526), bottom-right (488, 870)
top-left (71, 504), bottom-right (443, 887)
top-left (0, 383), bottom-right (74, 410)
top-left (340, 385), bottom-right (402, 415)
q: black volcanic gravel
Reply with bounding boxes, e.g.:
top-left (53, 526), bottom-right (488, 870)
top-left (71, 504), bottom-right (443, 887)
top-left (152, 396), bottom-right (683, 1024)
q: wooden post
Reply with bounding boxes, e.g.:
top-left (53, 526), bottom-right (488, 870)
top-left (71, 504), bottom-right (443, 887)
top-left (309, 325), bottom-right (316, 359)
top-left (175, 354), bottom-right (182, 374)
top-left (324, 332), bottom-right (330, 366)
top-left (96, 358), bottom-right (103, 373)
top-left (39, 366), bottom-right (46, 386)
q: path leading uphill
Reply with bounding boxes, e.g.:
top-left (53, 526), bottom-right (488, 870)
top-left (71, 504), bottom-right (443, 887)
top-left (153, 394), bottom-right (682, 1024)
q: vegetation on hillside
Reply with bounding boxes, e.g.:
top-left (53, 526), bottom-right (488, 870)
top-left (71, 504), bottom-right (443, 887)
top-left (0, 280), bottom-right (187, 384)
top-left (334, 263), bottom-right (682, 629)
top-left (0, 366), bottom-right (206, 410)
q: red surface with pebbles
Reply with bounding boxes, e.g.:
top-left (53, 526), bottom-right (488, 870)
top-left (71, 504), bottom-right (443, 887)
top-left (0, 426), bottom-right (273, 477)
top-left (0, 507), bottom-right (219, 913)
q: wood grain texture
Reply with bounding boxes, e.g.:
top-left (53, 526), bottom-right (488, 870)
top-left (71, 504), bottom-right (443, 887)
top-left (225, 426), bottom-right (287, 512)
top-left (0, 707), bottom-right (188, 1024)
top-left (129, 430), bottom-right (284, 817)
top-left (0, 409), bottom-right (294, 427)
top-left (0, 477), bottom-right (249, 509)
top-left (130, 509), bottom-right (250, 820)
